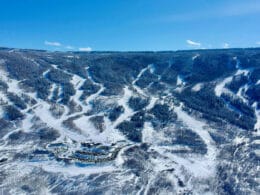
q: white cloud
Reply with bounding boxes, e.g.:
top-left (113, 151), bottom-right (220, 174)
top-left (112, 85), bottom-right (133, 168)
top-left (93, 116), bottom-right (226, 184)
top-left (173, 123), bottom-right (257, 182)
top-left (186, 40), bottom-right (201, 47)
top-left (223, 43), bottom-right (229, 48)
top-left (79, 47), bottom-right (92, 52)
top-left (44, 41), bottom-right (62, 47)
top-left (65, 45), bottom-right (74, 50)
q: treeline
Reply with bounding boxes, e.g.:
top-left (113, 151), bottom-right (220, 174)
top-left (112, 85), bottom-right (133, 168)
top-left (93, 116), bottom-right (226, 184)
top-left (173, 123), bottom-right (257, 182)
top-left (226, 75), bottom-right (248, 93)
top-left (117, 111), bottom-right (145, 142)
top-left (46, 69), bottom-right (75, 104)
top-left (175, 86), bottom-right (256, 130)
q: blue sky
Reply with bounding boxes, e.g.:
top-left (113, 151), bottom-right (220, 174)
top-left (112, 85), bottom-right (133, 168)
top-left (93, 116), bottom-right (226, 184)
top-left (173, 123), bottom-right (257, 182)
top-left (0, 0), bottom-right (259, 51)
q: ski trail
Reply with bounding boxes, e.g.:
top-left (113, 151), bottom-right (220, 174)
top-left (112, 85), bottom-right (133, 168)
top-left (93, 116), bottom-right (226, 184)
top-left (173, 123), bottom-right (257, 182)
top-left (132, 66), bottom-right (148, 96)
top-left (215, 58), bottom-right (252, 97)
top-left (33, 100), bottom-right (86, 142)
top-left (132, 64), bottom-right (154, 96)
top-left (42, 69), bottom-right (50, 77)
top-left (192, 83), bottom-right (203, 92)
top-left (84, 69), bottom-right (104, 110)
top-left (112, 87), bottom-right (135, 128)
top-left (0, 68), bottom-right (87, 142)
top-left (146, 96), bottom-right (158, 110)
top-left (147, 103), bottom-right (217, 180)
top-left (48, 84), bottom-right (56, 100)
top-left (132, 66), bottom-right (149, 85)
top-left (236, 84), bottom-right (249, 103)
top-left (215, 76), bottom-right (233, 97)
top-left (253, 102), bottom-right (260, 133)
top-left (192, 54), bottom-right (200, 60)
top-left (176, 75), bottom-right (185, 86)
top-left (174, 104), bottom-right (216, 160)
top-left (70, 74), bottom-right (85, 109)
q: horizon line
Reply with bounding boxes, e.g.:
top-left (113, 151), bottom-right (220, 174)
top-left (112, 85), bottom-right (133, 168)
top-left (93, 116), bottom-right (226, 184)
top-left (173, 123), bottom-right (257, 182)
top-left (1, 45), bottom-right (260, 53)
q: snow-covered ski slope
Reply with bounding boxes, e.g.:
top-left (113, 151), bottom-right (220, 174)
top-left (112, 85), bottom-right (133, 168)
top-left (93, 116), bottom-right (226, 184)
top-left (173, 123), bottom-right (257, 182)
top-left (0, 48), bottom-right (259, 194)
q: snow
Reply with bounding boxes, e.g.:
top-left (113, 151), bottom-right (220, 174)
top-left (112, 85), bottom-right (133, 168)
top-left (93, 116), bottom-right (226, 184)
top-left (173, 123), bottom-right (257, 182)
top-left (74, 116), bottom-right (99, 139)
top-left (215, 58), bottom-right (252, 97)
top-left (0, 68), bottom-right (23, 95)
top-left (254, 149), bottom-right (260, 157)
top-left (252, 139), bottom-right (260, 145)
top-left (173, 104), bottom-right (217, 177)
top-left (47, 84), bottom-right (56, 100)
top-left (42, 69), bottom-right (50, 77)
top-left (174, 105), bottom-right (216, 159)
top-left (131, 64), bottom-right (156, 97)
top-left (233, 136), bottom-right (249, 145)
top-left (70, 74), bottom-right (85, 109)
top-left (175, 75), bottom-right (186, 92)
top-left (136, 99), bottom-right (218, 186)
top-left (146, 97), bottom-right (158, 110)
top-left (73, 114), bottom-right (124, 144)
top-left (234, 59), bottom-right (251, 76)
top-left (33, 100), bottom-right (85, 142)
top-left (0, 107), bottom-right (3, 118)
top-left (170, 149), bottom-right (214, 178)
top-left (25, 161), bottom-right (116, 176)
top-left (0, 67), bottom-right (106, 143)
top-left (0, 69), bottom-right (36, 129)
top-left (20, 113), bottom-right (34, 132)
top-left (0, 65), bottom-right (112, 144)
top-left (142, 122), bottom-right (168, 145)
top-left (27, 57), bottom-right (40, 67)
top-left (84, 67), bottom-right (105, 109)
top-left (132, 66), bottom-right (149, 96)
top-left (236, 84), bottom-right (249, 103)
top-left (112, 87), bottom-right (135, 128)
top-left (215, 76), bottom-right (233, 97)
top-left (235, 69), bottom-right (250, 76)
top-left (252, 102), bottom-right (260, 133)
top-left (176, 75), bottom-right (185, 86)
top-left (115, 144), bottom-right (133, 166)
top-left (192, 54), bottom-right (200, 60)
top-left (148, 64), bottom-right (155, 74)
top-left (155, 146), bottom-right (214, 179)
top-left (1, 53), bottom-right (258, 194)
top-left (192, 83), bottom-right (203, 92)
top-left (102, 117), bottom-right (125, 144)
top-left (133, 67), bottom-right (148, 83)
top-left (56, 86), bottom-right (62, 101)
top-left (0, 91), bottom-right (8, 103)
top-left (51, 64), bottom-right (59, 69)
top-left (142, 122), bottom-right (156, 143)
top-left (0, 59), bottom-right (6, 66)
top-left (84, 84), bottom-right (104, 110)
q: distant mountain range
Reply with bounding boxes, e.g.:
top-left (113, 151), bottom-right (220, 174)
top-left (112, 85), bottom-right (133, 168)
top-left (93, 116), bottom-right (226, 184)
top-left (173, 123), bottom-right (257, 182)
top-left (0, 47), bottom-right (259, 194)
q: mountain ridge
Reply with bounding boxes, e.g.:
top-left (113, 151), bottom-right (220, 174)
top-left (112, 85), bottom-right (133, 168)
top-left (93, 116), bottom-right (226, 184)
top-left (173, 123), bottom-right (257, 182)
top-left (0, 47), bottom-right (259, 194)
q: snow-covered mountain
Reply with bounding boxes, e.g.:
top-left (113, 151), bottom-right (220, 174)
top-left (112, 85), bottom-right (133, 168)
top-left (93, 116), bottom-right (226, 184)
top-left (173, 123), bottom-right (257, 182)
top-left (0, 47), bottom-right (259, 194)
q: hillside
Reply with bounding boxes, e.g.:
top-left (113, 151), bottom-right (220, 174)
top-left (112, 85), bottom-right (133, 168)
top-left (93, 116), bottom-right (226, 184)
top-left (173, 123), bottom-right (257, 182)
top-left (0, 47), bottom-right (259, 194)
